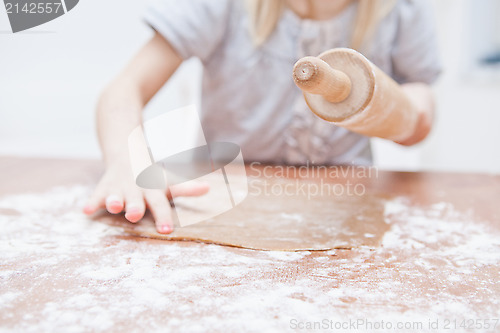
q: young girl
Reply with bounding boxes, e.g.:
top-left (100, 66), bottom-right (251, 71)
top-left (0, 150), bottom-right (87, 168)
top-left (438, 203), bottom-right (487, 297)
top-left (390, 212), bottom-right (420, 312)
top-left (84, 0), bottom-right (441, 233)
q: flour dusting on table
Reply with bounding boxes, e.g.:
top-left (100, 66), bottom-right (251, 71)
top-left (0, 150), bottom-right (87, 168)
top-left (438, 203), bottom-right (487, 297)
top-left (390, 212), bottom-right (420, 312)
top-left (0, 185), bottom-right (499, 332)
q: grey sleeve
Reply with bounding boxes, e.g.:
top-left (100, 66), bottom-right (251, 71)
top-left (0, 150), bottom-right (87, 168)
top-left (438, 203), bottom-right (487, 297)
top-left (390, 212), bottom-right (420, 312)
top-left (391, 0), bottom-right (442, 84)
top-left (144, 0), bottom-right (232, 62)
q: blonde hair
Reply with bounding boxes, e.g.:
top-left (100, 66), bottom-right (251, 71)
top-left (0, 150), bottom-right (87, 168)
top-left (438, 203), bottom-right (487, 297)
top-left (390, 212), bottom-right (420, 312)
top-left (246, 0), bottom-right (397, 50)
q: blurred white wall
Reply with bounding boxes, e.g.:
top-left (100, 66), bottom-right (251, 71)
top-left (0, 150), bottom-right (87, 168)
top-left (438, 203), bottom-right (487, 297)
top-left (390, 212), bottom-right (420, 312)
top-left (0, 0), bottom-right (200, 159)
top-left (0, 0), bottom-right (498, 173)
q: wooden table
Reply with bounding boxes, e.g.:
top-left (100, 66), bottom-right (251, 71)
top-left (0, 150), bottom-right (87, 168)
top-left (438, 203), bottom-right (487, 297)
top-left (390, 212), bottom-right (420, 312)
top-left (1, 157), bottom-right (499, 332)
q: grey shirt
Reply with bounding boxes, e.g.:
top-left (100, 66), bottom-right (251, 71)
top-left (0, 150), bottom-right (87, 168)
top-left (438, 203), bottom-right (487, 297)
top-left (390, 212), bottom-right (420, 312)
top-left (145, 0), bottom-right (441, 165)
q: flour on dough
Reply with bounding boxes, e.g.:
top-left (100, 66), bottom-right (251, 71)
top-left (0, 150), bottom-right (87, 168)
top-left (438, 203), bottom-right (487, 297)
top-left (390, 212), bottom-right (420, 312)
top-left (97, 176), bottom-right (390, 251)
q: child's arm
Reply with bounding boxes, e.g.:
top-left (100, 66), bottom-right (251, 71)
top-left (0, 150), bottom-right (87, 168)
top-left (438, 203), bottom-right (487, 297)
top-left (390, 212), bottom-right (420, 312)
top-left (84, 32), bottom-right (208, 234)
top-left (397, 82), bottom-right (435, 146)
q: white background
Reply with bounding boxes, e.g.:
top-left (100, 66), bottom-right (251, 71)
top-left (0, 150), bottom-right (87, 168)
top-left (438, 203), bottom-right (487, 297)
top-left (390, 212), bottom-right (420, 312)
top-left (0, 0), bottom-right (499, 173)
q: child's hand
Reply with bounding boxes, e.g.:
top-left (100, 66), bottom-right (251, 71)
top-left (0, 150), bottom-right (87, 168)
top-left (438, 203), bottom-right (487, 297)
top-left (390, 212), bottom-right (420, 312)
top-left (397, 82), bottom-right (435, 146)
top-left (83, 164), bottom-right (209, 234)
top-left (84, 32), bottom-right (204, 233)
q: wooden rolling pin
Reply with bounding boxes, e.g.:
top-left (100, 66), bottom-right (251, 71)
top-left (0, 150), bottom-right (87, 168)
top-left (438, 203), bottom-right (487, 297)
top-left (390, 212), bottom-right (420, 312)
top-left (293, 48), bottom-right (419, 142)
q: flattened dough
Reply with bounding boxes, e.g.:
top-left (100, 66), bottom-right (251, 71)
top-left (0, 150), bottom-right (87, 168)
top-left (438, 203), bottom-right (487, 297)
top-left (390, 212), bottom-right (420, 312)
top-left (97, 176), bottom-right (389, 251)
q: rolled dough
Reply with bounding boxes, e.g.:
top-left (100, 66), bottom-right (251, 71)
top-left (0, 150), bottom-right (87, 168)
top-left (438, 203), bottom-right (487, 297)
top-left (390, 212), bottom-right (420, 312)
top-left (97, 176), bottom-right (389, 251)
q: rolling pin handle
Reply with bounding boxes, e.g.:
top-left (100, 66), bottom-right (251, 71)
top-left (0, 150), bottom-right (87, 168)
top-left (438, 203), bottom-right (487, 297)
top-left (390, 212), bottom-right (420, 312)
top-left (293, 56), bottom-right (352, 103)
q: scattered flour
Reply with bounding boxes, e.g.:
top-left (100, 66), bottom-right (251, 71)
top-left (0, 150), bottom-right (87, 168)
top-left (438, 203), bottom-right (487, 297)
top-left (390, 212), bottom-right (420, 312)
top-left (0, 186), bottom-right (499, 332)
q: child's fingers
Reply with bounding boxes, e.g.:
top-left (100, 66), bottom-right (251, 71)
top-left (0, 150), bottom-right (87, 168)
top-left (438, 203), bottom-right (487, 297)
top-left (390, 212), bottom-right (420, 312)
top-left (144, 190), bottom-right (173, 234)
top-left (167, 181), bottom-right (210, 200)
top-left (124, 189), bottom-right (146, 223)
top-left (105, 194), bottom-right (124, 214)
top-left (83, 190), bottom-right (106, 215)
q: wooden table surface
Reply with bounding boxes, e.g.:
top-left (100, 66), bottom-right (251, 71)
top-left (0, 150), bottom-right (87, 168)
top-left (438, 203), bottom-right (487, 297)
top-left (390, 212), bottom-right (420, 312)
top-left (0, 157), bottom-right (499, 332)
